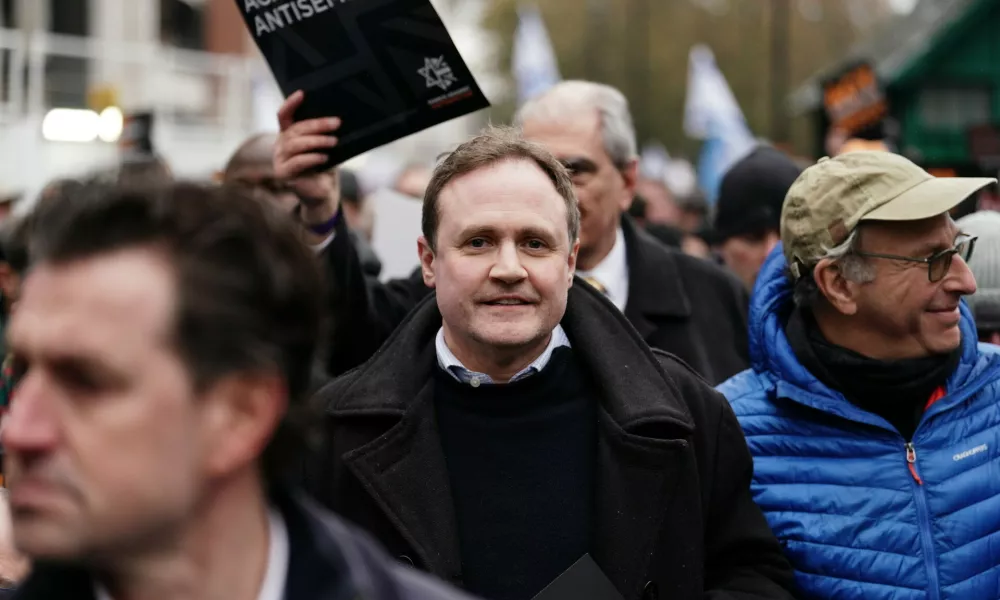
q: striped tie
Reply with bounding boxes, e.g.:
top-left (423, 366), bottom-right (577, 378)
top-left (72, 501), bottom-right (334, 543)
top-left (581, 276), bottom-right (607, 295)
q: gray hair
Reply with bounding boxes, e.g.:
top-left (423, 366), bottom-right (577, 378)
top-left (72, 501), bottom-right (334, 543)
top-left (792, 228), bottom-right (876, 308)
top-left (514, 81), bottom-right (637, 169)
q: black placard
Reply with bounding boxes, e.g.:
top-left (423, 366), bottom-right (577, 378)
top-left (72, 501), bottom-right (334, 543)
top-left (236, 0), bottom-right (491, 166)
top-left (531, 554), bottom-right (625, 600)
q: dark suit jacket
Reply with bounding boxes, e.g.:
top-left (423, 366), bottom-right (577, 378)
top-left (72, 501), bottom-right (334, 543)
top-left (10, 490), bottom-right (478, 600)
top-left (322, 215), bottom-right (748, 385)
top-left (307, 283), bottom-right (795, 600)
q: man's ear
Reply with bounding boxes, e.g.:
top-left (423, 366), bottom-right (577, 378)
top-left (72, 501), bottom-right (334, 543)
top-left (568, 238), bottom-right (580, 283)
top-left (813, 259), bottom-right (860, 316)
top-left (200, 372), bottom-right (286, 480)
top-left (417, 236), bottom-right (436, 288)
top-left (618, 159), bottom-right (640, 211)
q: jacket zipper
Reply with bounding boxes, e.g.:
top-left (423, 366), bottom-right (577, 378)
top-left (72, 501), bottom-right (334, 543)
top-left (905, 442), bottom-right (941, 600)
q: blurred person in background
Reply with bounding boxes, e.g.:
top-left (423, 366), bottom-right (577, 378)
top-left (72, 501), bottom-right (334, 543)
top-left (675, 190), bottom-right (708, 235)
top-left (309, 126), bottom-right (796, 600)
top-left (0, 193), bottom-right (18, 227)
top-left (626, 194), bottom-right (648, 229)
top-left (957, 210), bottom-right (1000, 344)
top-left (634, 176), bottom-right (682, 226)
top-left (3, 180), bottom-right (477, 600)
top-left (222, 133), bottom-right (382, 278)
top-left (516, 80), bottom-right (749, 383)
top-left (719, 152), bottom-right (1000, 599)
top-left (394, 163), bottom-right (433, 199)
top-left (339, 169), bottom-right (376, 245)
top-left (711, 146), bottom-right (802, 291)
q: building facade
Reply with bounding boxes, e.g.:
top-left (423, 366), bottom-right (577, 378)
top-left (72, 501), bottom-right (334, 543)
top-left (0, 0), bottom-right (499, 200)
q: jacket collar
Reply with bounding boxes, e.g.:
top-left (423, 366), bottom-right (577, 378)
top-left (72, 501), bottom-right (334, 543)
top-left (330, 278), bottom-right (694, 432)
top-left (326, 280), bottom-right (695, 596)
top-left (14, 492), bottom-right (367, 600)
top-left (620, 215), bottom-right (692, 330)
top-left (750, 243), bottom-right (1000, 424)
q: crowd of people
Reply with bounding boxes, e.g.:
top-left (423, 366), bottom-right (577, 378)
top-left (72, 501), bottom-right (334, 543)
top-left (0, 77), bottom-right (995, 600)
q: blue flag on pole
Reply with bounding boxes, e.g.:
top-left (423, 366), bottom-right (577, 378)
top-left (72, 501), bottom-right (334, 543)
top-left (512, 4), bottom-right (561, 107)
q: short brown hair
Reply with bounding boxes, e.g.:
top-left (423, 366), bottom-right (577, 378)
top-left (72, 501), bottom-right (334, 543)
top-left (29, 180), bottom-right (324, 486)
top-left (421, 125), bottom-right (580, 251)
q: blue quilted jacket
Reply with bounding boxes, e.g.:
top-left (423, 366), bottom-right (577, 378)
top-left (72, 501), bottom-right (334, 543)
top-left (718, 244), bottom-right (1000, 600)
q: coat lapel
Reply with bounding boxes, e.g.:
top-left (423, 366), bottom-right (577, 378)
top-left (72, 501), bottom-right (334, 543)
top-left (340, 385), bottom-right (463, 584)
top-left (330, 284), bottom-right (698, 598)
top-left (329, 297), bottom-right (463, 585)
top-left (593, 411), bottom-right (689, 599)
top-left (621, 216), bottom-right (692, 342)
top-left (562, 283), bottom-right (695, 598)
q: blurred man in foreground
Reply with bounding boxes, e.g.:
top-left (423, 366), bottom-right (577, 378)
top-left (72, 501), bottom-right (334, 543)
top-left (307, 126), bottom-right (795, 600)
top-left (3, 182), bottom-right (475, 600)
top-left (719, 152), bottom-right (1000, 598)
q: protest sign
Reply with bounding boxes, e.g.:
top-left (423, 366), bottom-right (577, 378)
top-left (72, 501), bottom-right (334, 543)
top-left (236, 0), bottom-right (491, 166)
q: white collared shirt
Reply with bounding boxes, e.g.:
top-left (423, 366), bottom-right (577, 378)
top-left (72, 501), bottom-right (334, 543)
top-left (436, 325), bottom-right (572, 386)
top-left (95, 508), bottom-right (289, 600)
top-left (576, 227), bottom-right (629, 311)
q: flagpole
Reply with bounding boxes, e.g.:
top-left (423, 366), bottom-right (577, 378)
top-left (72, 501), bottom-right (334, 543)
top-left (770, 0), bottom-right (791, 146)
top-left (627, 0), bottom-right (651, 145)
top-left (586, 0), bottom-right (606, 82)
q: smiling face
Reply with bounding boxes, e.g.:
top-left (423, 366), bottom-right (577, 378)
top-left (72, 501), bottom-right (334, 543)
top-left (418, 159), bottom-right (578, 372)
top-left (824, 215), bottom-right (978, 359)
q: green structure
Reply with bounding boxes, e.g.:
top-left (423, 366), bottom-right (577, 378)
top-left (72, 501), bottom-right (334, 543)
top-left (791, 0), bottom-right (1000, 179)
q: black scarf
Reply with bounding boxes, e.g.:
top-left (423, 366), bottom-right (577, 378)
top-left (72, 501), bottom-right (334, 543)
top-left (785, 307), bottom-right (961, 441)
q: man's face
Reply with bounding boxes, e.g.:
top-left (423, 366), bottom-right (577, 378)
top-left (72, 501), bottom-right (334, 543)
top-left (850, 215), bottom-right (977, 358)
top-left (3, 249), bottom-right (204, 561)
top-left (521, 112), bottom-right (634, 265)
top-left (718, 232), bottom-right (780, 291)
top-left (419, 160), bottom-right (578, 361)
top-left (228, 164), bottom-right (299, 215)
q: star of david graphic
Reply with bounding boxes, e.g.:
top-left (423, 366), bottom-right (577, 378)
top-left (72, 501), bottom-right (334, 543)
top-left (418, 56), bottom-right (458, 91)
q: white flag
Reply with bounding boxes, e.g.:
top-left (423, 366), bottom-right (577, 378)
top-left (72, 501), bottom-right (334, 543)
top-left (683, 45), bottom-right (756, 202)
top-left (511, 4), bottom-right (561, 106)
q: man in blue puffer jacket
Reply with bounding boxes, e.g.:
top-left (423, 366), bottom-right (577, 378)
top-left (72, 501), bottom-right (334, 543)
top-left (719, 150), bottom-right (1000, 600)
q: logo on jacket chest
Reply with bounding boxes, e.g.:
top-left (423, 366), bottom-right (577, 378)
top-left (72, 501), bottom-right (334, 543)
top-left (953, 444), bottom-right (988, 462)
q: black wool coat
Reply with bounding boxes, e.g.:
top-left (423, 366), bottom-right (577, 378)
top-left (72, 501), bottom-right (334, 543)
top-left (306, 283), bottom-right (795, 600)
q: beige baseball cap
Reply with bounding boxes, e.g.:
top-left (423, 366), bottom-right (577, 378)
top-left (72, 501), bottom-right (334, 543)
top-left (781, 151), bottom-right (996, 278)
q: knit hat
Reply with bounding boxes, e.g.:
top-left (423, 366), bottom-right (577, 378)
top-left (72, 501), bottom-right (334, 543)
top-left (711, 145), bottom-right (801, 244)
top-left (956, 211), bottom-right (1000, 332)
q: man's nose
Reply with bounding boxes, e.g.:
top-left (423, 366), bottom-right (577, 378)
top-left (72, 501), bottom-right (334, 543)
top-left (489, 242), bottom-right (528, 283)
top-left (2, 374), bottom-right (60, 454)
top-left (942, 253), bottom-right (978, 297)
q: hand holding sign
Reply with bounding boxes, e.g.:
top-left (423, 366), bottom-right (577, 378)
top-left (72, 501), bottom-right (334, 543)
top-left (237, 0), bottom-right (490, 166)
top-left (274, 90), bottom-right (341, 209)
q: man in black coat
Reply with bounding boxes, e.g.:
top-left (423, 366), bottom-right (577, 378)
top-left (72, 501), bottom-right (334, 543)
top-left (275, 85), bottom-right (749, 384)
top-left (304, 127), bottom-right (795, 600)
top-left (2, 181), bottom-right (475, 600)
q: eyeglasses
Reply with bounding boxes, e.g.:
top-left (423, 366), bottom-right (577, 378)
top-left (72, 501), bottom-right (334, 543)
top-left (853, 235), bottom-right (977, 282)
